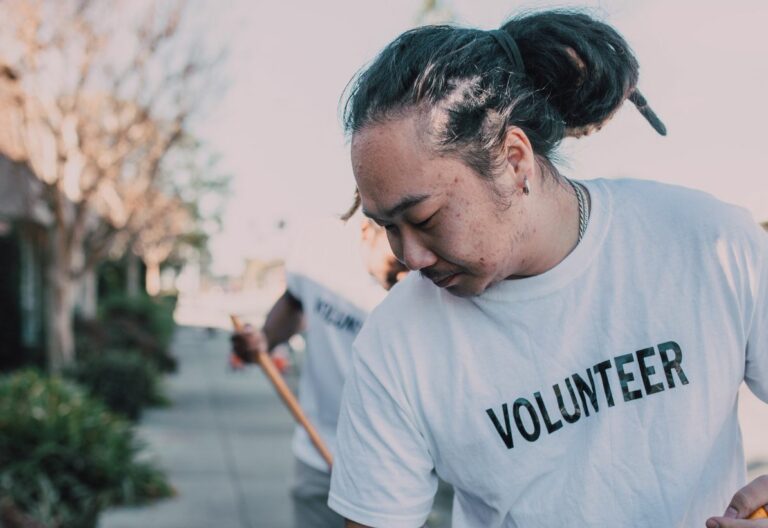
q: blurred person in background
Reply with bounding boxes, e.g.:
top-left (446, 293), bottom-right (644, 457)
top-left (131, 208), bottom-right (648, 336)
top-left (327, 9), bottom-right (768, 528)
top-left (232, 217), bottom-right (406, 528)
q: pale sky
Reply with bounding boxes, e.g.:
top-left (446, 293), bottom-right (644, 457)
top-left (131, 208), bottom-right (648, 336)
top-left (200, 0), bottom-right (768, 275)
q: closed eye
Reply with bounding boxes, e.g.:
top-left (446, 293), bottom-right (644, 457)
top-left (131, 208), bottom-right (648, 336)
top-left (413, 212), bottom-right (437, 229)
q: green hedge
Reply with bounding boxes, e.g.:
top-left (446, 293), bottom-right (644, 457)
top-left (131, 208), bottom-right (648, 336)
top-left (0, 370), bottom-right (172, 528)
top-left (77, 293), bottom-right (177, 373)
top-left (99, 294), bottom-right (176, 352)
top-left (67, 351), bottom-right (166, 420)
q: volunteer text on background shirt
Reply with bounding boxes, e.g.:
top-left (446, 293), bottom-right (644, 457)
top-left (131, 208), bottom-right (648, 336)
top-left (284, 219), bottom-right (389, 471)
top-left (328, 178), bottom-right (768, 527)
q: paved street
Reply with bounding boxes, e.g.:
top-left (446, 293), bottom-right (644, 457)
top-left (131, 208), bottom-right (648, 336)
top-left (99, 325), bottom-right (297, 528)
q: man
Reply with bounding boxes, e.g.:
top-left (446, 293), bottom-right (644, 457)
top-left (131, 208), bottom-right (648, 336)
top-left (327, 11), bottom-right (768, 528)
top-left (233, 217), bottom-right (406, 527)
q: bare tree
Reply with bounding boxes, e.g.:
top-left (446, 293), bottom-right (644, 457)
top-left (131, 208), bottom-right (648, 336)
top-left (0, 0), bottom-right (221, 369)
top-left (134, 134), bottom-right (229, 296)
top-left (130, 190), bottom-right (192, 296)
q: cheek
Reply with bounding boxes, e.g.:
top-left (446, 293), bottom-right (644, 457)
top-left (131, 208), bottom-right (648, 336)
top-left (431, 226), bottom-right (490, 271)
top-left (460, 219), bottom-right (509, 275)
top-left (471, 243), bottom-right (503, 276)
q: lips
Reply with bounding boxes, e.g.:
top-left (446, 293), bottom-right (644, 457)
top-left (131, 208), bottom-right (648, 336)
top-left (433, 272), bottom-right (460, 288)
top-left (422, 267), bottom-right (462, 287)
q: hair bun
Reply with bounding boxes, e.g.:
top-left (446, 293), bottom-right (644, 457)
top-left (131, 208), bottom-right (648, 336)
top-left (502, 11), bottom-right (639, 132)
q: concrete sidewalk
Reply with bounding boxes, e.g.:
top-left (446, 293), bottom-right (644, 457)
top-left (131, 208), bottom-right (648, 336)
top-left (100, 326), bottom-right (297, 528)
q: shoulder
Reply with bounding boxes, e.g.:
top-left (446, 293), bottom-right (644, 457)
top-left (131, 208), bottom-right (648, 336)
top-left (596, 178), bottom-right (759, 239)
top-left (599, 178), bottom-right (747, 221)
top-left (595, 179), bottom-right (767, 287)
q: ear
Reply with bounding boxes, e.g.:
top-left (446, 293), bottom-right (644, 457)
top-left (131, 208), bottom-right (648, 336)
top-left (502, 126), bottom-right (535, 185)
top-left (504, 127), bottom-right (534, 175)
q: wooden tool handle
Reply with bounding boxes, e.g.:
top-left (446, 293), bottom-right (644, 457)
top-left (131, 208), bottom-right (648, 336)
top-left (748, 505), bottom-right (768, 519)
top-left (230, 315), bottom-right (333, 468)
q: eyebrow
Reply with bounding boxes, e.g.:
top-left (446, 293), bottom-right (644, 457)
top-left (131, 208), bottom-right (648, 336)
top-left (363, 194), bottom-right (429, 222)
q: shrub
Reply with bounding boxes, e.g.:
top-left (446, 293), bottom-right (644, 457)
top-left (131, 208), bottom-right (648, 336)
top-left (77, 293), bottom-right (177, 372)
top-left (67, 351), bottom-right (165, 420)
top-left (100, 294), bottom-right (175, 349)
top-left (0, 370), bottom-right (173, 528)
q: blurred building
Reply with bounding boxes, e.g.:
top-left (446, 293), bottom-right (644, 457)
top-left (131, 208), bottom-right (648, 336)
top-left (0, 64), bottom-right (48, 368)
top-left (0, 155), bottom-right (50, 368)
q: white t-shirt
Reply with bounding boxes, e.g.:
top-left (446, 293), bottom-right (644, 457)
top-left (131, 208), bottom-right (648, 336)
top-left (285, 219), bottom-right (387, 472)
top-left (328, 179), bottom-right (768, 527)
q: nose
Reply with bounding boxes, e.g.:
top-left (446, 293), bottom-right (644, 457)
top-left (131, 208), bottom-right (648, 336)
top-left (399, 231), bottom-right (438, 271)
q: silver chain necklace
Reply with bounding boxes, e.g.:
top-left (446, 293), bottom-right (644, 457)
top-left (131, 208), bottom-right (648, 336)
top-left (569, 179), bottom-right (589, 242)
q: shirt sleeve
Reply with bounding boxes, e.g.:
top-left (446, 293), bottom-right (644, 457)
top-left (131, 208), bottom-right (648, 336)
top-left (285, 270), bottom-right (303, 301)
top-left (745, 225), bottom-right (768, 403)
top-left (284, 232), bottom-right (307, 302)
top-left (328, 327), bottom-right (438, 527)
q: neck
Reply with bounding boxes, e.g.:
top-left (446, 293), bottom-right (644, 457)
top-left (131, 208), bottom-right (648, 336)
top-left (506, 174), bottom-right (582, 278)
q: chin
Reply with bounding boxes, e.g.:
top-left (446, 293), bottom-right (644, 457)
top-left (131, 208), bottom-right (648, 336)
top-left (444, 277), bottom-right (485, 298)
top-left (430, 268), bottom-right (492, 298)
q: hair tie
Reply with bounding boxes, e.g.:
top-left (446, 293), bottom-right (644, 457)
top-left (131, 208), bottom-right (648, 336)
top-left (489, 29), bottom-right (525, 73)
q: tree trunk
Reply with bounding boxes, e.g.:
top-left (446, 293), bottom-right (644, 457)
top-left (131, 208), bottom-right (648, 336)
top-left (78, 267), bottom-right (98, 319)
top-left (44, 238), bottom-right (77, 371)
top-left (126, 251), bottom-right (141, 297)
top-left (145, 260), bottom-right (161, 296)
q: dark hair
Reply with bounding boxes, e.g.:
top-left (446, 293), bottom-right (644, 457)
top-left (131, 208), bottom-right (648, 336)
top-left (343, 10), bottom-right (658, 182)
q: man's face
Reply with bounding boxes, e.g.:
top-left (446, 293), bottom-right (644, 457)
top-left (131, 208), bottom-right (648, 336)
top-left (351, 115), bottom-right (531, 297)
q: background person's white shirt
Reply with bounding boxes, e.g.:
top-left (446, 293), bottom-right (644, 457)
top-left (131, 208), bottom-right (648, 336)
top-left (285, 218), bottom-right (387, 471)
top-left (328, 178), bottom-right (768, 527)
